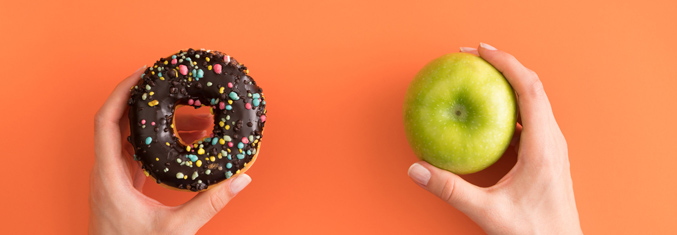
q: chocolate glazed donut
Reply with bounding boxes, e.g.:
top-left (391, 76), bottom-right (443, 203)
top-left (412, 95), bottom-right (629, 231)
top-left (127, 48), bottom-right (267, 192)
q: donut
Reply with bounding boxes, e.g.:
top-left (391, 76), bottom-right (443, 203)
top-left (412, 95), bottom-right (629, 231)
top-left (127, 48), bottom-right (267, 192)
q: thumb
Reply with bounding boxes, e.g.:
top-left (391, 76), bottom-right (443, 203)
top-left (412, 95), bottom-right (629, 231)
top-left (176, 174), bottom-right (252, 227)
top-left (408, 162), bottom-right (486, 215)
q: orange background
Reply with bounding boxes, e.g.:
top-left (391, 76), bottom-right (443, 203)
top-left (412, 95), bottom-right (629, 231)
top-left (1, 0), bottom-right (676, 234)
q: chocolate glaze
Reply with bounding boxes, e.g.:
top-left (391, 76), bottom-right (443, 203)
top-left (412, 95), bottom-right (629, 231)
top-left (127, 48), bottom-right (266, 191)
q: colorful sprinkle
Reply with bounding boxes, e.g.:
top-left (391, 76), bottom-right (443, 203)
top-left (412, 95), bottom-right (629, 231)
top-left (188, 99), bottom-right (194, 105)
top-left (225, 171), bottom-right (233, 179)
top-left (207, 82), bottom-right (212, 87)
top-left (171, 58), bottom-right (177, 65)
top-left (253, 98), bottom-right (260, 107)
top-left (214, 64), bottom-right (222, 74)
top-left (225, 105), bottom-right (232, 110)
top-left (197, 148), bottom-right (205, 155)
top-left (219, 102), bottom-right (225, 110)
top-left (141, 119), bottom-right (146, 124)
top-left (192, 171), bottom-right (199, 180)
top-left (228, 142), bottom-right (234, 147)
top-left (148, 100), bottom-right (159, 107)
top-left (179, 65), bottom-right (188, 75)
top-left (187, 154), bottom-right (198, 162)
top-left (211, 138), bottom-right (218, 145)
top-left (253, 93), bottom-right (260, 99)
top-left (145, 137), bottom-right (152, 145)
top-left (223, 135), bottom-right (232, 142)
top-left (196, 160), bottom-right (202, 167)
top-left (220, 87), bottom-right (225, 94)
top-left (245, 103), bottom-right (252, 110)
top-left (194, 99), bottom-right (202, 106)
top-left (151, 122), bottom-right (155, 126)
top-left (229, 92), bottom-right (239, 100)
top-left (261, 115), bottom-right (267, 122)
top-left (237, 142), bottom-right (244, 149)
top-left (237, 154), bottom-right (245, 160)
top-left (205, 169), bottom-right (211, 175)
top-left (227, 82), bottom-right (233, 88)
top-left (242, 137), bottom-right (249, 144)
top-left (176, 172), bottom-right (184, 179)
top-left (226, 163), bottom-right (232, 169)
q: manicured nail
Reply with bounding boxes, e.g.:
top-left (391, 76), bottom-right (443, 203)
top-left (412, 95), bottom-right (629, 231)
top-left (480, 42), bottom-right (497, 50)
top-left (459, 47), bottom-right (477, 52)
top-left (230, 174), bottom-right (251, 195)
top-left (136, 65), bottom-right (147, 72)
top-left (408, 163), bottom-right (431, 186)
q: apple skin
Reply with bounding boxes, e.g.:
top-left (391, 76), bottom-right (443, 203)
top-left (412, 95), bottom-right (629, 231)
top-left (403, 53), bottom-right (517, 174)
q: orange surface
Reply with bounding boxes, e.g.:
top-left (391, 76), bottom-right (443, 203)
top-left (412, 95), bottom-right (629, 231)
top-left (1, 0), bottom-right (676, 234)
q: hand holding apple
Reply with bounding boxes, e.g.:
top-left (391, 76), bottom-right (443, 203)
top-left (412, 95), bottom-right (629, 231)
top-left (406, 43), bottom-right (582, 234)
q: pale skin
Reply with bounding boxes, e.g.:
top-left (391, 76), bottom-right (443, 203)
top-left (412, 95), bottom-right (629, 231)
top-left (91, 43), bottom-right (581, 234)
top-left (89, 66), bottom-right (251, 235)
top-left (408, 43), bottom-right (583, 234)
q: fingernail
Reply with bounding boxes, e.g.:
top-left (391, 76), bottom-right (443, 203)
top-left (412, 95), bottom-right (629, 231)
top-left (480, 42), bottom-right (497, 50)
top-left (408, 163), bottom-right (431, 186)
top-left (459, 47), bottom-right (477, 53)
top-left (135, 65), bottom-right (147, 72)
top-left (230, 174), bottom-right (251, 195)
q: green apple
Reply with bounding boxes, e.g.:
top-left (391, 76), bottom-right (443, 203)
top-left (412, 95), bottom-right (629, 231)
top-left (403, 53), bottom-right (517, 174)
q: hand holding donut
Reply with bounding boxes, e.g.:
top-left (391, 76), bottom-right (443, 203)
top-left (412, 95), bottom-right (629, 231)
top-left (89, 66), bottom-right (251, 234)
top-left (407, 43), bottom-right (583, 234)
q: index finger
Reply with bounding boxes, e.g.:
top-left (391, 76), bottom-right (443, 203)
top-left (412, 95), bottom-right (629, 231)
top-left (94, 65), bottom-right (146, 168)
top-left (477, 43), bottom-right (552, 130)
